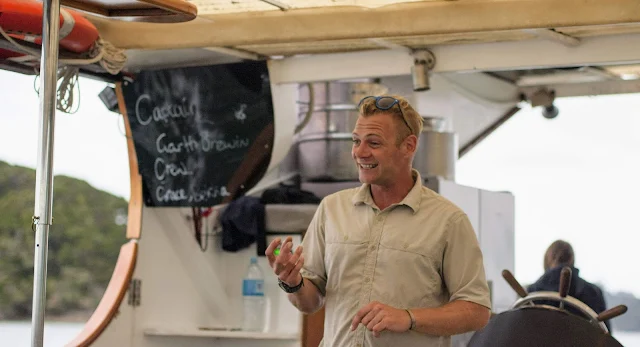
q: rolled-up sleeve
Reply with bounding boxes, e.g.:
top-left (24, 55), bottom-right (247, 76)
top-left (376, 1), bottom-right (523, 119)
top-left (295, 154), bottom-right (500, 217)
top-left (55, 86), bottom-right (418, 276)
top-left (443, 212), bottom-right (492, 310)
top-left (300, 199), bottom-right (328, 296)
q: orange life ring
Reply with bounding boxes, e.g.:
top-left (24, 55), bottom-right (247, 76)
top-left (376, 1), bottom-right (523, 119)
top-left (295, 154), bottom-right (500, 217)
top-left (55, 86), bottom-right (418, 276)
top-left (0, 0), bottom-right (99, 61)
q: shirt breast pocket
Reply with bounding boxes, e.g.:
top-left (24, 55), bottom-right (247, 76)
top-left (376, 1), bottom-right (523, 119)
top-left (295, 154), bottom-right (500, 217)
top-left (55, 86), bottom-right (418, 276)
top-left (378, 228), bottom-right (444, 274)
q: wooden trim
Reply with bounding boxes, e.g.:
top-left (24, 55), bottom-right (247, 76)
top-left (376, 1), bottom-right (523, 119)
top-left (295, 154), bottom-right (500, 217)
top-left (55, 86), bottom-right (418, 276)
top-left (61, 0), bottom-right (109, 17)
top-left (65, 240), bottom-right (139, 347)
top-left (123, 0), bottom-right (196, 17)
top-left (116, 83), bottom-right (144, 240)
top-left (92, 0), bottom-right (640, 49)
top-left (61, 0), bottom-right (196, 23)
top-left (63, 84), bottom-right (143, 347)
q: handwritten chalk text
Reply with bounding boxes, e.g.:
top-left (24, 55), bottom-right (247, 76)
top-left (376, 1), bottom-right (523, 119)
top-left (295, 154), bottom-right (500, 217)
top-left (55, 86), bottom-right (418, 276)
top-left (156, 185), bottom-right (230, 203)
top-left (135, 94), bottom-right (196, 126)
top-left (154, 158), bottom-right (193, 181)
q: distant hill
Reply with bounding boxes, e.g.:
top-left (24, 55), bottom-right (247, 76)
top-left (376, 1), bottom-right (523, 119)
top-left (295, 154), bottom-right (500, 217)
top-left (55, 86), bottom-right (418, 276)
top-left (0, 160), bottom-right (128, 320)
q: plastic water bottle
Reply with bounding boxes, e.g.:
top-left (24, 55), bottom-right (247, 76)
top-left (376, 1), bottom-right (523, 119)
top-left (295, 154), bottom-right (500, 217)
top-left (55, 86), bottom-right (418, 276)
top-left (242, 257), bottom-right (266, 332)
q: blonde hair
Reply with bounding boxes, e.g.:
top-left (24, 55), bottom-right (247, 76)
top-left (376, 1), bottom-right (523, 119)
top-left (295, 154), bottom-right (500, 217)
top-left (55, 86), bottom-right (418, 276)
top-left (358, 95), bottom-right (424, 143)
top-left (544, 240), bottom-right (575, 271)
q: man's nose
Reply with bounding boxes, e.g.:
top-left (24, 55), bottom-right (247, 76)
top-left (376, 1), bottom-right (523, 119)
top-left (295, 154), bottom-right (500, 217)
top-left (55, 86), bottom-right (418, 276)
top-left (353, 144), bottom-right (369, 158)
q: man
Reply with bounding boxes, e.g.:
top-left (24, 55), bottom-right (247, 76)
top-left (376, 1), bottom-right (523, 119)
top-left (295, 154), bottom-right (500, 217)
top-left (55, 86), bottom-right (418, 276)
top-left (528, 240), bottom-right (611, 331)
top-left (266, 95), bottom-right (491, 346)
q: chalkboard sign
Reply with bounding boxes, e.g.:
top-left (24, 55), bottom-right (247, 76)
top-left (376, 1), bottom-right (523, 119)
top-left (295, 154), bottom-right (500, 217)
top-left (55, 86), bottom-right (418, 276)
top-left (120, 61), bottom-right (275, 207)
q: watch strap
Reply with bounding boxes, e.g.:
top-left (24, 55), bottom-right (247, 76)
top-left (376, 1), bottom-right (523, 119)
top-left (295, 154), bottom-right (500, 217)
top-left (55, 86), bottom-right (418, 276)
top-left (278, 276), bottom-right (304, 293)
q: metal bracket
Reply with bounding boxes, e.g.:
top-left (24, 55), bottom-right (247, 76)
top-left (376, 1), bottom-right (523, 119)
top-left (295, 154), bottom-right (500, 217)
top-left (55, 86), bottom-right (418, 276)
top-left (412, 49), bottom-right (436, 70)
top-left (128, 278), bottom-right (141, 307)
top-left (528, 87), bottom-right (556, 107)
top-left (31, 216), bottom-right (54, 232)
top-left (32, 216), bottom-right (39, 232)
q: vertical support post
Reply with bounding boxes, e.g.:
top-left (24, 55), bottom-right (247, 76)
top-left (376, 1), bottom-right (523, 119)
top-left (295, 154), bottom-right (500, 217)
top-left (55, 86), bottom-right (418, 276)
top-left (31, 0), bottom-right (61, 344)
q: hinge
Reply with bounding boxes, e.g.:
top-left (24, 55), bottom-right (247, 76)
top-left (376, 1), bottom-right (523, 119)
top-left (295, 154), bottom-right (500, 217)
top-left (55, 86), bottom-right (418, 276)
top-left (128, 278), bottom-right (141, 307)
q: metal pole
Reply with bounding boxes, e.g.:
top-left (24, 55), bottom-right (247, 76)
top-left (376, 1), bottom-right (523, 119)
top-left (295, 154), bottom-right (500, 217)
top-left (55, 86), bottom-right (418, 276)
top-left (31, 0), bottom-right (60, 344)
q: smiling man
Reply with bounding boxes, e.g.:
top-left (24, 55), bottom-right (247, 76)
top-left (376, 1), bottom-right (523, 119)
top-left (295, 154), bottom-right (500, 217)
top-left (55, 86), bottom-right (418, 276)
top-left (266, 95), bottom-right (491, 347)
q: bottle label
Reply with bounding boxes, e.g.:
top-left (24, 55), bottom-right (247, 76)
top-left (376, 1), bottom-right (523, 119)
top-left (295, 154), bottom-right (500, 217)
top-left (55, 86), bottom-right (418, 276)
top-left (243, 279), bottom-right (265, 296)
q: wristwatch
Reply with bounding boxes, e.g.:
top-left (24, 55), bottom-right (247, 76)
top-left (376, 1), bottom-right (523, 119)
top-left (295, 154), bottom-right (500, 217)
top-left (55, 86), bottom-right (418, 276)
top-left (278, 276), bottom-right (304, 293)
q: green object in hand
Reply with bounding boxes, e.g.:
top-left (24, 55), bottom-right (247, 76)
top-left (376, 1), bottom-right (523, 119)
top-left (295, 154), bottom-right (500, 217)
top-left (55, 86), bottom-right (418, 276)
top-left (274, 246), bottom-right (292, 256)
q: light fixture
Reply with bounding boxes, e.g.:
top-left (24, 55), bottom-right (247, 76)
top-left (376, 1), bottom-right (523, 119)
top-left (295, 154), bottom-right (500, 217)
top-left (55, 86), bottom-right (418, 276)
top-left (411, 50), bottom-right (436, 92)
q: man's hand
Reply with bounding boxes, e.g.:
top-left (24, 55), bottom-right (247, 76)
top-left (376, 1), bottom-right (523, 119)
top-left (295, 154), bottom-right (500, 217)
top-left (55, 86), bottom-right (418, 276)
top-left (265, 236), bottom-right (304, 287)
top-left (350, 301), bottom-right (411, 337)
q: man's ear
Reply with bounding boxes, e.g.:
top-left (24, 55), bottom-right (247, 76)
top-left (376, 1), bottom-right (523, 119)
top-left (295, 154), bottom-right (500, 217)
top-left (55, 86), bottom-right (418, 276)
top-left (404, 135), bottom-right (418, 157)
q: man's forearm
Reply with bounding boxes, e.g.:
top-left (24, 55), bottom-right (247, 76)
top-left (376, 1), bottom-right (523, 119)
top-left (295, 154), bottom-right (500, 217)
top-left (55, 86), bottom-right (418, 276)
top-left (287, 277), bottom-right (324, 314)
top-left (410, 300), bottom-right (490, 336)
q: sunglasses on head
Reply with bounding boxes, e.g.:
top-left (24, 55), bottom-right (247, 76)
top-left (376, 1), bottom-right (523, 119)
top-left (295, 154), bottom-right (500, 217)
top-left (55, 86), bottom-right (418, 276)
top-left (357, 96), bottom-right (412, 134)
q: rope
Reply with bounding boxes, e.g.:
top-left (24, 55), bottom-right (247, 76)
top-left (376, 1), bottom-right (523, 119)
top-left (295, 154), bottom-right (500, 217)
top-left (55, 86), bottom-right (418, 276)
top-left (32, 66), bottom-right (81, 114)
top-left (56, 66), bottom-right (81, 114)
top-left (90, 38), bottom-right (128, 75)
top-left (1, 24), bottom-right (128, 113)
top-left (0, 24), bottom-right (41, 58)
top-left (1, 24), bottom-right (127, 74)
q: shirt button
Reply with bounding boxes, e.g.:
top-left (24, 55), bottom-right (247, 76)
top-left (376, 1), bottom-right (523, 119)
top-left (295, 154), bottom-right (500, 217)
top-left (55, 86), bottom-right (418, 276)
top-left (364, 277), bottom-right (370, 283)
top-left (370, 245), bottom-right (376, 251)
top-left (343, 235), bottom-right (349, 241)
top-left (403, 242), bottom-right (409, 249)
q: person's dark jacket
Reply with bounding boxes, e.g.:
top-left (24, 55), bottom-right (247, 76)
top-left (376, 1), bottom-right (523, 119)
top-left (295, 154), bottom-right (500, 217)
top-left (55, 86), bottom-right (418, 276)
top-left (527, 266), bottom-right (611, 332)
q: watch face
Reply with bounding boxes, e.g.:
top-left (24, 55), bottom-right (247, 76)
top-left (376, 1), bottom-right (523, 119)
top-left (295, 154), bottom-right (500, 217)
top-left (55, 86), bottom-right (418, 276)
top-left (279, 281), bottom-right (292, 292)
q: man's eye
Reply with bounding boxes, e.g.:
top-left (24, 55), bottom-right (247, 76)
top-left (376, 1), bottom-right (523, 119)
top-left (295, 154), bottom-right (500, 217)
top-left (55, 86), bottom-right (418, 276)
top-left (370, 142), bottom-right (380, 146)
top-left (352, 139), bottom-right (360, 144)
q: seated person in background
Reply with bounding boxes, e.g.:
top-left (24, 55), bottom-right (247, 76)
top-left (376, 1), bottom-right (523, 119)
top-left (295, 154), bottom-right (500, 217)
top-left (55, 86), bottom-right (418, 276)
top-left (527, 240), bottom-right (611, 332)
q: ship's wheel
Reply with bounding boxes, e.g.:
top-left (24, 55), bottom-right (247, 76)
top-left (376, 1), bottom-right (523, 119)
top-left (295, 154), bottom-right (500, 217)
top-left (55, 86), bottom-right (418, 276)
top-left (468, 267), bottom-right (628, 347)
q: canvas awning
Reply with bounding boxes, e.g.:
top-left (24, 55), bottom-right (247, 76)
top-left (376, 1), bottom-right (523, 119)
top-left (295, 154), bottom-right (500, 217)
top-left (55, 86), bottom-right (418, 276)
top-left (88, 0), bottom-right (640, 56)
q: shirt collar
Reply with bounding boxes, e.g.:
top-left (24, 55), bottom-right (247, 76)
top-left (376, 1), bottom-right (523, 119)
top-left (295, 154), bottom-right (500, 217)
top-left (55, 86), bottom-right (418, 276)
top-left (352, 169), bottom-right (422, 213)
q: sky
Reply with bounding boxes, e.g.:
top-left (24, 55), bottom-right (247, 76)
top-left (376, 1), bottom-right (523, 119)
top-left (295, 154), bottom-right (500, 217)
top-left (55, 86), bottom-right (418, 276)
top-left (0, 70), bottom-right (131, 199)
top-left (0, 69), bottom-right (639, 298)
top-left (455, 93), bottom-right (640, 296)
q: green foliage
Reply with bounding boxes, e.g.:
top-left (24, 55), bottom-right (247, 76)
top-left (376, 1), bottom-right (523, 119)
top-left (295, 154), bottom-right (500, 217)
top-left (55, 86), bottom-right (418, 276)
top-left (0, 161), bottom-right (128, 320)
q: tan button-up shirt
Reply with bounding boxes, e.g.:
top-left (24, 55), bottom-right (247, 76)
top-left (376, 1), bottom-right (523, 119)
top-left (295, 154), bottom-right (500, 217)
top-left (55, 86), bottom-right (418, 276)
top-left (301, 171), bottom-right (491, 347)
